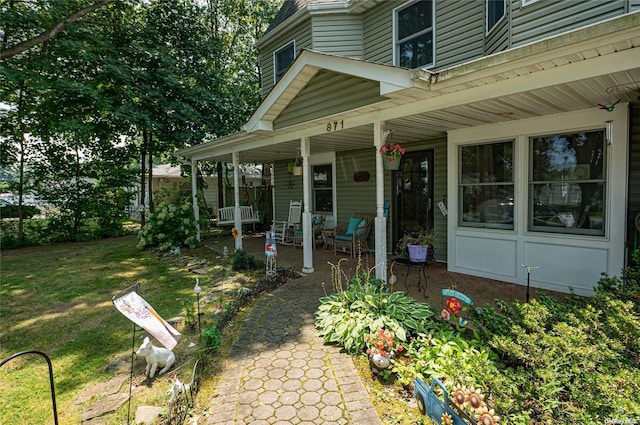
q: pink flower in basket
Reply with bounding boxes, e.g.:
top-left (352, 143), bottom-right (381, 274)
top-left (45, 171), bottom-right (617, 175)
top-left (379, 143), bottom-right (405, 164)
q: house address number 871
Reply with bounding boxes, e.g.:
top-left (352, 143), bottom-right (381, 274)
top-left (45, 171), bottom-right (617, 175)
top-left (327, 120), bottom-right (344, 132)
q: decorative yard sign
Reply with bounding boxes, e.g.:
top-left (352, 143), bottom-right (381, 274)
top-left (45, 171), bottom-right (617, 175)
top-left (265, 231), bottom-right (277, 276)
top-left (113, 291), bottom-right (181, 350)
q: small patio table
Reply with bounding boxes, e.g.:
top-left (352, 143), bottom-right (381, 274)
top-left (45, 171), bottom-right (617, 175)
top-left (321, 228), bottom-right (335, 251)
top-left (392, 257), bottom-right (428, 298)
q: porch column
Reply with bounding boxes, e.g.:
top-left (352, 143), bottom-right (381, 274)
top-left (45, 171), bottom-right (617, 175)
top-left (374, 121), bottom-right (388, 281)
top-left (191, 160), bottom-right (201, 241)
top-left (232, 151), bottom-right (242, 251)
top-left (301, 137), bottom-right (314, 273)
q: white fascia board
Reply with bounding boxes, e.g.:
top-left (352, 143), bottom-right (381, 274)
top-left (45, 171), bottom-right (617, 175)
top-left (244, 50), bottom-right (414, 134)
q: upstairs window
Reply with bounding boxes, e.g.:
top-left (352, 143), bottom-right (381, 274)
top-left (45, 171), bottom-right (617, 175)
top-left (487, 0), bottom-right (506, 33)
top-left (274, 41), bottom-right (295, 83)
top-left (395, 0), bottom-right (434, 69)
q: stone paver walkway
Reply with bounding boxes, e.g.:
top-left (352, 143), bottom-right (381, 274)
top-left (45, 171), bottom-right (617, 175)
top-left (206, 272), bottom-right (382, 425)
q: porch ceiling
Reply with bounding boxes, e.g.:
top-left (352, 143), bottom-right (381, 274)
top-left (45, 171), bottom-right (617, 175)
top-left (202, 66), bottom-right (640, 164)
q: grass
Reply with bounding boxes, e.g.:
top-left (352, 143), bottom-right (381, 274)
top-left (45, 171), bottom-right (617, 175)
top-left (0, 234), bottom-right (261, 425)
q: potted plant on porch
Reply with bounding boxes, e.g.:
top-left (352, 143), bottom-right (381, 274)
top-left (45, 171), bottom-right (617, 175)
top-left (396, 227), bottom-right (436, 263)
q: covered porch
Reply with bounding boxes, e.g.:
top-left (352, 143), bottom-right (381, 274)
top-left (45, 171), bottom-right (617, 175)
top-left (177, 13), bottom-right (640, 295)
top-left (213, 232), bottom-right (549, 309)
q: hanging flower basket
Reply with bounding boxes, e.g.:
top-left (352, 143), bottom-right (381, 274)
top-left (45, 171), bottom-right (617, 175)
top-left (292, 165), bottom-right (302, 176)
top-left (383, 155), bottom-right (401, 170)
top-left (380, 142), bottom-right (405, 171)
top-left (407, 243), bottom-right (428, 262)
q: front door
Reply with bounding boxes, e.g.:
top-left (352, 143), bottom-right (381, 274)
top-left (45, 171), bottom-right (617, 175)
top-left (393, 150), bottom-right (435, 249)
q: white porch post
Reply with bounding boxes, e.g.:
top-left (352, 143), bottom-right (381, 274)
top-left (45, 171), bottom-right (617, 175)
top-left (191, 160), bottom-right (201, 241)
top-left (301, 137), bottom-right (314, 273)
top-left (374, 121), bottom-right (387, 281)
top-left (232, 151), bottom-right (242, 250)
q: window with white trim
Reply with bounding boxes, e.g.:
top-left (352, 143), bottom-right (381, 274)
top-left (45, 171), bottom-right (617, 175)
top-left (529, 130), bottom-right (606, 236)
top-left (395, 0), bottom-right (434, 69)
top-left (313, 164), bottom-right (333, 212)
top-left (487, 0), bottom-right (506, 33)
top-left (274, 41), bottom-right (295, 83)
top-left (459, 141), bottom-right (514, 229)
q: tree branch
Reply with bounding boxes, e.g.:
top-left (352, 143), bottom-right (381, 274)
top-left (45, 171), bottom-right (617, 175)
top-left (1, 0), bottom-right (116, 60)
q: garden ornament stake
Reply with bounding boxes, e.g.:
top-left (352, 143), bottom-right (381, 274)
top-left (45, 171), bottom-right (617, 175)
top-left (521, 264), bottom-right (540, 302)
top-left (194, 278), bottom-right (202, 333)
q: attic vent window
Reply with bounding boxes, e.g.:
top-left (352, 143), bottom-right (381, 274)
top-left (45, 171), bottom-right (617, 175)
top-left (274, 41), bottom-right (295, 83)
top-left (395, 0), bottom-right (434, 69)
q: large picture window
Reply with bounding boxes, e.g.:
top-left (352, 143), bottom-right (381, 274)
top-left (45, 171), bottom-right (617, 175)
top-left (313, 164), bottom-right (333, 212)
top-left (274, 41), bottom-right (295, 83)
top-left (395, 0), bottom-right (434, 69)
top-left (529, 130), bottom-right (606, 236)
top-left (459, 141), bottom-right (514, 229)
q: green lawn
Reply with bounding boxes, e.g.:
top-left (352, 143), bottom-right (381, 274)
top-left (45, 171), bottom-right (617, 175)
top-left (0, 236), bottom-right (213, 424)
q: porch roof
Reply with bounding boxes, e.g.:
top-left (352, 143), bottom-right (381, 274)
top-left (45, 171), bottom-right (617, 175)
top-left (175, 12), bottom-right (640, 164)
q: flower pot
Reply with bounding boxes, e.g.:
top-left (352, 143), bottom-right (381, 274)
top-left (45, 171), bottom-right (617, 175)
top-left (292, 165), bottom-right (302, 176)
top-left (407, 244), bottom-right (428, 262)
top-left (383, 155), bottom-right (401, 170)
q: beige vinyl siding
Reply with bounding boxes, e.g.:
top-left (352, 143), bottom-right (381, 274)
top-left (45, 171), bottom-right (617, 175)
top-left (435, 1), bottom-right (485, 70)
top-left (510, 0), bottom-right (626, 47)
top-left (312, 14), bottom-right (363, 58)
top-left (260, 19), bottom-right (313, 98)
top-left (363, 1), bottom-right (394, 65)
top-left (273, 71), bottom-right (384, 130)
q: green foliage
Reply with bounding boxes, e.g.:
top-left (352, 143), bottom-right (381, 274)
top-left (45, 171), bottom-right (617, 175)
top-left (470, 259), bottom-right (640, 423)
top-left (178, 297), bottom-right (198, 330)
top-left (315, 268), bottom-right (435, 354)
top-left (137, 194), bottom-right (199, 251)
top-left (0, 205), bottom-right (40, 219)
top-left (201, 325), bottom-right (221, 350)
top-left (392, 327), bottom-right (496, 388)
top-left (231, 249), bottom-right (257, 271)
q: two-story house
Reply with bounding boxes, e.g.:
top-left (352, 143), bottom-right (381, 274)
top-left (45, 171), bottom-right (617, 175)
top-left (177, 0), bottom-right (640, 296)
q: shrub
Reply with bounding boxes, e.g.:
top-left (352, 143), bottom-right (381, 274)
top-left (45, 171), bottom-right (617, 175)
top-left (315, 263), bottom-right (434, 354)
top-left (471, 261), bottom-right (640, 424)
top-left (137, 196), bottom-right (199, 251)
top-left (201, 325), bottom-right (221, 350)
top-left (231, 249), bottom-right (256, 271)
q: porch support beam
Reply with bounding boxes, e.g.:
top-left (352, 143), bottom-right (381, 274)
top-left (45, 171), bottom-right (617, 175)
top-left (373, 121), bottom-right (387, 281)
top-left (191, 160), bottom-right (201, 242)
top-left (301, 137), bottom-right (314, 273)
top-left (232, 151), bottom-right (242, 251)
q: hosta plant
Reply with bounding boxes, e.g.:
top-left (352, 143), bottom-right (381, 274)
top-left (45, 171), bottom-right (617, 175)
top-left (315, 263), bottom-right (434, 354)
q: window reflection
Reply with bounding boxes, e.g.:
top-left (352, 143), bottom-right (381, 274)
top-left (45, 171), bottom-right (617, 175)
top-left (529, 130), bottom-right (605, 235)
top-left (459, 141), bottom-right (514, 228)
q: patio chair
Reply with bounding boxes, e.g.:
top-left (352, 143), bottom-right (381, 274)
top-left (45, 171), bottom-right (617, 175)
top-left (333, 212), bottom-right (374, 257)
top-left (271, 200), bottom-right (302, 244)
top-left (292, 212), bottom-right (326, 250)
